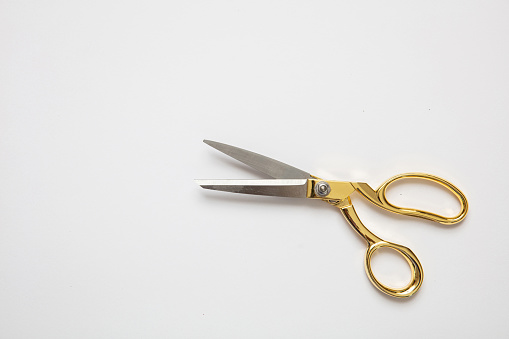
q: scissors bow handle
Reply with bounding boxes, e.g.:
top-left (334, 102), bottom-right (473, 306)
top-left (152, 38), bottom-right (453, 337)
top-left (339, 202), bottom-right (423, 298)
top-left (354, 173), bottom-right (468, 225)
top-left (364, 241), bottom-right (423, 298)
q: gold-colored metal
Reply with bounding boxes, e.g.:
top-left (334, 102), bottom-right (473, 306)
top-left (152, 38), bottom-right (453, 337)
top-left (352, 173), bottom-right (468, 224)
top-left (332, 197), bottom-right (423, 297)
top-left (307, 179), bottom-right (356, 200)
top-left (307, 173), bottom-right (468, 298)
top-left (199, 141), bottom-right (469, 298)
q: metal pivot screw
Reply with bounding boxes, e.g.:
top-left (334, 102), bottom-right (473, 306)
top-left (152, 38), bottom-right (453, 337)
top-left (314, 181), bottom-right (331, 197)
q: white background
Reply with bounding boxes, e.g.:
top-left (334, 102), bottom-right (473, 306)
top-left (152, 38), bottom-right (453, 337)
top-left (1, 1), bottom-right (508, 338)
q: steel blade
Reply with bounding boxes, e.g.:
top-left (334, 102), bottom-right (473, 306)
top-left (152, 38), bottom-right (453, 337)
top-left (195, 179), bottom-right (308, 198)
top-left (203, 140), bottom-right (312, 179)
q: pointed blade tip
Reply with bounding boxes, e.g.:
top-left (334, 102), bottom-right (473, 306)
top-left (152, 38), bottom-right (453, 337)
top-left (194, 179), bottom-right (207, 186)
top-left (203, 139), bottom-right (215, 145)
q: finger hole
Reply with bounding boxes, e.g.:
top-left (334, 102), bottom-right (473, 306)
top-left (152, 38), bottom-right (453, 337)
top-left (370, 247), bottom-right (412, 290)
top-left (384, 177), bottom-right (462, 218)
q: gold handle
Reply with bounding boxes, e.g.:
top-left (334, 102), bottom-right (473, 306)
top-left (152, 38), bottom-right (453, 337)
top-left (353, 173), bottom-right (468, 225)
top-left (365, 241), bottom-right (422, 298)
top-left (338, 199), bottom-right (423, 298)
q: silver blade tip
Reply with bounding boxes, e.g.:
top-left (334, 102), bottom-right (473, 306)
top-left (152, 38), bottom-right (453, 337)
top-left (194, 180), bottom-right (214, 191)
top-left (203, 139), bottom-right (216, 146)
top-left (203, 140), bottom-right (230, 153)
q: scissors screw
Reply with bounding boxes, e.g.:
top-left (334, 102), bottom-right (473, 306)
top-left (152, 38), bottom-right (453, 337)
top-left (314, 181), bottom-right (331, 197)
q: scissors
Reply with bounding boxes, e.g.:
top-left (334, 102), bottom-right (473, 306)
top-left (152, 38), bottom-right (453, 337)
top-left (195, 140), bottom-right (468, 298)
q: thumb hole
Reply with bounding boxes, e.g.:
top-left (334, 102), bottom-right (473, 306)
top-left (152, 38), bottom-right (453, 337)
top-left (370, 247), bottom-right (412, 289)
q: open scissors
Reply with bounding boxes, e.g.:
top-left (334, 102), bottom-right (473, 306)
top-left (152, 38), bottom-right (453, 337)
top-left (196, 140), bottom-right (468, 297)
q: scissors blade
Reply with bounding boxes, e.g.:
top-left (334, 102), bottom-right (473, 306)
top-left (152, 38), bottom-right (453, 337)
top-left (203, 140), bottom-right (312, 179)
top-left (195, 179), bottom-right (308, 198)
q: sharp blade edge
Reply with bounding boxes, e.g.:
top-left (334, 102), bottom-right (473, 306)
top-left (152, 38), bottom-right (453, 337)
top-left (195, 179), bottom-right (308, 198)
top-left (203, 140), bottom-right (312, 179)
